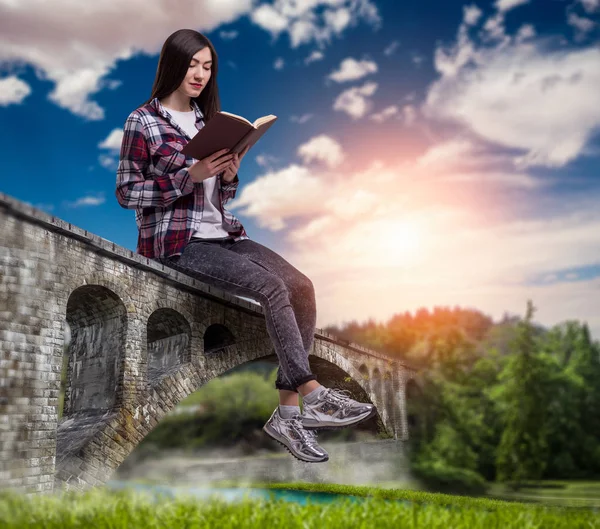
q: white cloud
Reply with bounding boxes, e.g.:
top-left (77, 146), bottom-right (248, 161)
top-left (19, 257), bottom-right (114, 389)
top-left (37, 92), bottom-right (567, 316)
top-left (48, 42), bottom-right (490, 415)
top-left (219, 29), bottom-right (239, 40)
top-left (255, 153), bottom-right (280, 168)
top-left (103, 79), bottom-right (122, 91)
top-left (323, 7), bottom-right (352, 34)
top-left (370, 105), bottom-right (399, 123)
top-left (0, 75), bottom-right (31, 106)
top-left (332, 80), bottom-right (378, 119)
top-left (411, 52), bottom-right (426, 67)
top-left (297, 134), bottom-right (345, 168)
top-left (383, 40), bottom-right (400, 56)
top-left (463, 4), bottom-right (483, 26)
top-left (482, 12), bottom-right (507, 42)
top-left (304, 50), bottom-right (325, 64)
top-left (273, 57), bottom-right (285, 70)
top-left (0, 0), bottom-right (255, 119)
top-left (66, 194), bottom-right (106, 207)
top-left (567, 13), bottom-right (597, 40)
top-left (290, 113), bottom-right (314, 124)
top-left (416, 138), bottom-right (480, 168)
top-left (579, 0), bottom-right (600, 13)
top-left (251, 3), bottom-right (289, 35)
top-left (424, 13), bottom-right (600, 169)
top-left (99, 154), bottom-right (118, 170)
top-left (415, 137), bottom-right (545, 188)
top-left (402, 104), bottom-right (417, 125)
top-left (515, 24), bottom-right (536, 42)
top-left (228, 164), bottom-right (327, 230)
top-left (327, 57), bottom-right (378, 82)
top-left (99, 128), bottom-right (123, 150)
top-left (495, 0), bottom-right (530, 12)
top-left (0, 0), bottom-right (377, 120)
top-left (226, 117), bottom-right (600, 340)
top-left (288, 19), bottom-right (319, 48)
top-left (250, 0), bottom-right (380, 48)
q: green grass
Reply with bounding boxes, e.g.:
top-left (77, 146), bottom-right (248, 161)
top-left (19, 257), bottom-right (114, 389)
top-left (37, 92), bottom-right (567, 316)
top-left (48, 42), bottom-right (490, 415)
top-left (1, 483), bottom-right (598, 529)
top-left (209, 480), bottom-right (577, 510)
top-left (119, 477), bottom-right (600, 508)
top-left (487, 481), bottom-right (600, 508)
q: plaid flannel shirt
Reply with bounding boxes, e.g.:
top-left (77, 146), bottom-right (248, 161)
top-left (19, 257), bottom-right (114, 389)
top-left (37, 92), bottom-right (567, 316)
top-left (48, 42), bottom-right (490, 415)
top-left (115, 96), bottom-right (249, 260)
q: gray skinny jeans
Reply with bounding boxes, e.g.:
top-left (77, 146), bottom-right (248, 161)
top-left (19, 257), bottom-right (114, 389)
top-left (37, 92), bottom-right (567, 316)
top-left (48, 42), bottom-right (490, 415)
top-left (159, 237), bottom-right (318, 392)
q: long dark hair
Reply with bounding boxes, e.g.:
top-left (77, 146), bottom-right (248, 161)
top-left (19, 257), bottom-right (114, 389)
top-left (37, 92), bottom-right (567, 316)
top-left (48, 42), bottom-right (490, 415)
top-left (141, 29), bottom-right (221, 121)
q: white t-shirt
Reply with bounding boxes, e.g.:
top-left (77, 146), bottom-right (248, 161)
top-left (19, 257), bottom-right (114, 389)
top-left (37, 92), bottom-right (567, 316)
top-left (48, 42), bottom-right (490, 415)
top-left (167, 108), bottom-right (231, 239)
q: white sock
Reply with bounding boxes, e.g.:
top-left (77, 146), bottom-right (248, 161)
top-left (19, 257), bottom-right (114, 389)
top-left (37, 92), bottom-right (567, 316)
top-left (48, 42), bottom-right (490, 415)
top-left (302, 384), bottom-right (326, 405)
top-left (278, 404), bottom-right (301, 419)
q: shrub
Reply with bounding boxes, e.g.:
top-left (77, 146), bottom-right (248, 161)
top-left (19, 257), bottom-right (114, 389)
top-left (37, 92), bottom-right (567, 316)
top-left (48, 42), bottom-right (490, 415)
top-left (411, 460), bottom-right (488, 496)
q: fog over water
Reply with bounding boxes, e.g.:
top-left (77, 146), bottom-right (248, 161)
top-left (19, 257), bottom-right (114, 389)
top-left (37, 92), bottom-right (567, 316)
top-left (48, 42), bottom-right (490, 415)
top-left (115, 438), bottom-right (416, 488)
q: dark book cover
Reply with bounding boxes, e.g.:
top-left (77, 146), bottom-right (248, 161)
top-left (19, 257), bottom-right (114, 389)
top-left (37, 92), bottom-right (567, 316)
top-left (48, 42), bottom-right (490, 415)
top-left (181, 112), bottom-right (277, 160)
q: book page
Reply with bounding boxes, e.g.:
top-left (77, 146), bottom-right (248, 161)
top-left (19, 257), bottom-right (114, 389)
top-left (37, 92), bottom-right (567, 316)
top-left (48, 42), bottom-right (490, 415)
top-left (219, 111), bottom-right (252, 127)
top-left (253, 115), bottom-right (277, 128)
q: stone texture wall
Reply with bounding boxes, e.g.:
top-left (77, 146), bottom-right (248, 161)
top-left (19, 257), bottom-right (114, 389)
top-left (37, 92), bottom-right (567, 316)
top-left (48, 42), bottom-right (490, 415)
top-left (0, 192), bottom-right (416, 495)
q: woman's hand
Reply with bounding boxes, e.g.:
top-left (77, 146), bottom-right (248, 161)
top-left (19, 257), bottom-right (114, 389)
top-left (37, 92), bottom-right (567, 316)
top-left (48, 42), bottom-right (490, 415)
top-left (222, 145), bottom-right (250, 182)
top-left (188, 149), bottom-right (235, 183)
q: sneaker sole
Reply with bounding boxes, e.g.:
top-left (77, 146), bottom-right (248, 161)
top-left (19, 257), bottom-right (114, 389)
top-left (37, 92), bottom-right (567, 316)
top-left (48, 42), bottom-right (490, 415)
top-left (262, 424), bottom-right (329, 463)
top-left (302, 406), bottom-right (378, 430)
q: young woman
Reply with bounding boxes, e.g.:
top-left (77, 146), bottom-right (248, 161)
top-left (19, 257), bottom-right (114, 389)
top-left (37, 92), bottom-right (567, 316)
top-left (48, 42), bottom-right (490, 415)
top-left (115, 29), bottom-right (376, 463)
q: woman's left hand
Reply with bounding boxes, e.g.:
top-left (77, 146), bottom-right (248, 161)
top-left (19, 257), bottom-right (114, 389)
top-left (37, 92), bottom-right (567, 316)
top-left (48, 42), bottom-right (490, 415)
top-left (223, 145), bottom-right (250, 182)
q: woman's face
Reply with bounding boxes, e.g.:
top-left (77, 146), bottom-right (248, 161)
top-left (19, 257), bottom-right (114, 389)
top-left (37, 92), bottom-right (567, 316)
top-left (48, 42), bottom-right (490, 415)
top-left (180, 46), bottom-right (212, 97)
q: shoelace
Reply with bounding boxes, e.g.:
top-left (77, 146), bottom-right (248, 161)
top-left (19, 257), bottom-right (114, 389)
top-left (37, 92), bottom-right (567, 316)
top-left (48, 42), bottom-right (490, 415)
top-left (322, 388), bottom-right (355, 414)
top-left (288, 414), bottom-right (319, 447)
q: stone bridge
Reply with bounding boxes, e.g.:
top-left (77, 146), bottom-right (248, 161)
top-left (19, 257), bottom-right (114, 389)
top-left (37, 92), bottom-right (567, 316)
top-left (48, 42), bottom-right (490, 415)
top-left (0, 192), bottom-right (417, 494)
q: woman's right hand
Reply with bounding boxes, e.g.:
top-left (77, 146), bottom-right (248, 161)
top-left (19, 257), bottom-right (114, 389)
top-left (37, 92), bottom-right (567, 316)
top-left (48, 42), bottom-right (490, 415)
top-left (188, 149), bottom-right (235, 183)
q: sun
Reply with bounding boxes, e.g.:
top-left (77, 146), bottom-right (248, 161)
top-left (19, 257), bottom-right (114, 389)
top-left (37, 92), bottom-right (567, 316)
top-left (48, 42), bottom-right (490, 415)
top-left (359, 218), bottom-right (424, 269)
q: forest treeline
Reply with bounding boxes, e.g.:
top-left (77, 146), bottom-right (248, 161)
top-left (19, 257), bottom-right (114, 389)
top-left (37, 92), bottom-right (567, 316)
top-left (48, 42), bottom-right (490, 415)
top-left (324, 300), bottom-right (600, 491)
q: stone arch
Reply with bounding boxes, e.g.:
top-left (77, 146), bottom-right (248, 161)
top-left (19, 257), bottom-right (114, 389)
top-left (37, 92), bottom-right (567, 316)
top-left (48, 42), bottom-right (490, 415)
top-left (204, 323), bottom-right (237, 354)
top-left (140, 298), bottom-right (199, 369)
top-left (147, 308), bottom-right (192, 385)
top-left (63, 284), bottom-right (128, 417)
top-left (384, 369), bottom-right (395, 427)
top-left (310, 347), bottom-right (367, 394)
top-left (372, 367), bottom-right (383, 408)
top-left (307, 347), bottom-right (382, 434)
top-left (65, 274), bottom-right (136, 314)
top-left (141, 297), bottom-right (196, 327)
top-left (358, 363), bottom-right (370, 388)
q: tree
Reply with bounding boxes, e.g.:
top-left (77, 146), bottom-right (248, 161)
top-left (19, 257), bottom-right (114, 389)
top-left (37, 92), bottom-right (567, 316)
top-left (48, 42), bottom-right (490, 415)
top-left (495, 300), bottom-right (551, 487)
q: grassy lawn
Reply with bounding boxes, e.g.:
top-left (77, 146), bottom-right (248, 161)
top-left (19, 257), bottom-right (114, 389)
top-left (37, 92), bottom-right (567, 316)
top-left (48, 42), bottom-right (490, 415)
top-left (119, 476), bottom-right (600, 508)
top-left (1, 483), bottom-right (598, 529)
top-left (486, 481), bottom-right (600, 508)
top-left (212, 479), bottom-right (600, 509)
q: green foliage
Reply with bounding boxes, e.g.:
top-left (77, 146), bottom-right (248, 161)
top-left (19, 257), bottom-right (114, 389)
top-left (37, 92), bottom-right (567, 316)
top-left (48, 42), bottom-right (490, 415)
top-left (410, 460), bottom-right (488, 495)
top-left (495, 301), bottom-right (551, 486)
top-left (2, 483), bottom-right (597, 529)
top-left (143, 368), bottom-right (280, 450)
top-left (327, 301), bottom-right (600, 486)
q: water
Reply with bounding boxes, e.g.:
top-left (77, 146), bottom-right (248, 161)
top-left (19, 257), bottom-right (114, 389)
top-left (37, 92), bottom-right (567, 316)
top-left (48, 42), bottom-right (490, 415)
top-left (106, 479), bottom-right (370, 505)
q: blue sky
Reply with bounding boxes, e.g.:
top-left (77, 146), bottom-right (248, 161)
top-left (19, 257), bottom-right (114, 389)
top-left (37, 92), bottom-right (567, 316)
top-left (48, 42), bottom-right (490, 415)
top-left (1, 0), bottom-right (599, 339)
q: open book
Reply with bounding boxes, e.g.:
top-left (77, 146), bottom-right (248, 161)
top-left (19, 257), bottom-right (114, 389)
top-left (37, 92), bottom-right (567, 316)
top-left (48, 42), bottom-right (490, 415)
top-left (180, 110), bottom-right (278, 160)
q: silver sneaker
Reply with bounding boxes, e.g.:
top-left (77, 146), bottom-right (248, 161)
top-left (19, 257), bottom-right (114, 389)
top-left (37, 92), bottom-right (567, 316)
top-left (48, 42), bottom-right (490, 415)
top-left (301, 387), bottom-right (376, 430)
top-left (263, 407), bottom-right (329, 463)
